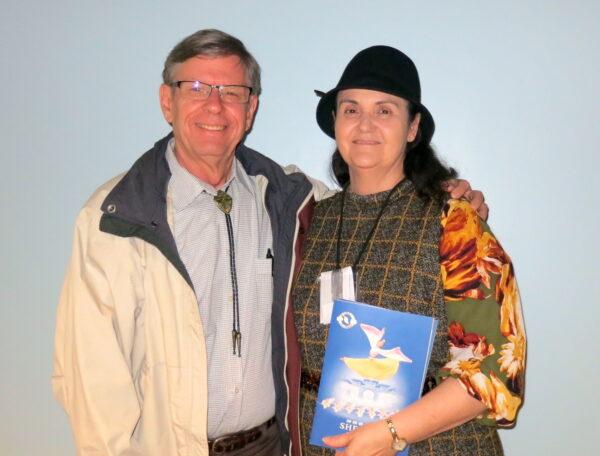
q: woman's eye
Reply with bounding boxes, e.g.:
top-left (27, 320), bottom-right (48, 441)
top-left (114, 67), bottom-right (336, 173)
top-left (378, 107), bottom-right (392, 115)
top-left (343, 107), bottom-right (358, 115)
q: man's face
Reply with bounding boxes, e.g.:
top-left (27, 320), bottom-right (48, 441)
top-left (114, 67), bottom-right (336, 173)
top-left (159, 55), bottom-right (258, 167)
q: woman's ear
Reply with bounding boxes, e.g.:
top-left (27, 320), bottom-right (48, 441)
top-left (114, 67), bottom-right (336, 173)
top-left (408, 112), bottom-right (421, 142)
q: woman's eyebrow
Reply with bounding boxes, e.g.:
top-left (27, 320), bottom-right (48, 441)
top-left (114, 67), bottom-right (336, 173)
top-left (337, 99), bottom-right (400, 107)
top-left (374, 100), bottom-right (400, 107)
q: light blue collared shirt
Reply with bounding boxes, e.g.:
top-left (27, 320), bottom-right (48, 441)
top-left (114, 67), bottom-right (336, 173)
top-left (166, 140), bottom-right (274, 437)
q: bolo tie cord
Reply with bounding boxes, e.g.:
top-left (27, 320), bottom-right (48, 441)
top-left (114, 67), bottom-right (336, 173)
top-left (214, 188), bottom-right (242, 357)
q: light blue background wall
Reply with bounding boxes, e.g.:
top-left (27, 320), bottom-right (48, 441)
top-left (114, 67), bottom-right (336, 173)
top-left (2, 1), bottom-right (599, 454)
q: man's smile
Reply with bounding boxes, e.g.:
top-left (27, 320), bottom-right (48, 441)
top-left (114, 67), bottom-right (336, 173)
top-left (197, 123), bottom-right (227, 131)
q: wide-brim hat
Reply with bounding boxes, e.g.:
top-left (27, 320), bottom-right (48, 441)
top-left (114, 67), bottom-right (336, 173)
top-left (315, 45), bottom-right (435, 144)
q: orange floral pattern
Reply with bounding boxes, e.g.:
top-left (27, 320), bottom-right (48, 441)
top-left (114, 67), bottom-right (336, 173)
top-left (438, 200), bottom-right (526, 427)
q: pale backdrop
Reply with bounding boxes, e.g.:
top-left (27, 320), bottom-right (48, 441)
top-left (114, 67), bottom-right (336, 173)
top-left (2, 1), bottom-right (599, 455)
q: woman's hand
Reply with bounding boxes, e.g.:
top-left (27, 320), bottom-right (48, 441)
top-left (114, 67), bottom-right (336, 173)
top-left (442, 178), bottom-right (489, 221)
top-left (322, 420), bottom-right (398, 456)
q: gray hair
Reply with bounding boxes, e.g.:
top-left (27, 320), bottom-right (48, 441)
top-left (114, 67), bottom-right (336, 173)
top-left (162, 29), bottom-right (262, 96)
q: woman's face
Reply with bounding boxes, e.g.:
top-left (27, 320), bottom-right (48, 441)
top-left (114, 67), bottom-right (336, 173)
top-left (335, 89), bottom-right (420, 182)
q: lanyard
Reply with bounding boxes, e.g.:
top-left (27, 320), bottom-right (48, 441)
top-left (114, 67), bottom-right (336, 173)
top-left (335, 181), bottom-right (402, 272)
top-left (214, 186), bottom-right (242, 357)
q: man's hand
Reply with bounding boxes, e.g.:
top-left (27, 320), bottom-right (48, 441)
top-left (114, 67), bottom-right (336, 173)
top-left (443, 179), bottom-right (489, 221)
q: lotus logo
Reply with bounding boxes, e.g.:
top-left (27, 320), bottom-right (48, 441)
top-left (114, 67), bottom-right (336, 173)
top-left (337, 311), bottom-right (357, 329)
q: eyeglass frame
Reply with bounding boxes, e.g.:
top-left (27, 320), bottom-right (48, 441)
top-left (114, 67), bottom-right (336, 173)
top-left (170, 80), bottom-right (253, 103)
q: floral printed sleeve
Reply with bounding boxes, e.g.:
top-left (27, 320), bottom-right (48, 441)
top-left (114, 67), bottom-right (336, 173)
top-left (437, 199), bottom-right (526, 427)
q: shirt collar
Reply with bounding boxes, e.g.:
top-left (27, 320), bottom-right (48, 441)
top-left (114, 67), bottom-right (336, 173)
top-left (166, 139), bottom-right (238, 212)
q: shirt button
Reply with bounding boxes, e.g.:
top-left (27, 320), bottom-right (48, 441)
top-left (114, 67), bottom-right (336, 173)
top-left (234, 386), bottom-right (240, 394)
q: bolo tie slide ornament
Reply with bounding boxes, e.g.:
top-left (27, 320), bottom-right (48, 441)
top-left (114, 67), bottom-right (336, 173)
top-left (214, 190), bottom-right (233, 214)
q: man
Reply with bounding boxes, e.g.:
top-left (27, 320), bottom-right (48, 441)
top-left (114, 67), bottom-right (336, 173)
top-left (53, 29), bottom-right (486, 456)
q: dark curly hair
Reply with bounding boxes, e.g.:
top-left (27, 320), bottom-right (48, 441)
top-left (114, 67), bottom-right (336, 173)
top-left (330, 102), bottom-right (457, 201)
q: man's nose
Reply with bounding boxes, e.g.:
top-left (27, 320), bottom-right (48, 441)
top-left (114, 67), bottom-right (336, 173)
top-left (204, 88), bottom-right (223, 112)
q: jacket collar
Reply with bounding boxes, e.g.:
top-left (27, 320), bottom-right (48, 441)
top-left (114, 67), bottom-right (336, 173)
top-left (101, 133), bottom-right (173, 226)
top-left (101, 132), bottom-right (312, 223)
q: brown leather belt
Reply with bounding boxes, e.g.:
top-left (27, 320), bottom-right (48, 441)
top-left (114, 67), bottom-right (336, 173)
top-left (301, 369), bottom-right (438, 395)
top-left (208, 416), bottom-right (276, 454)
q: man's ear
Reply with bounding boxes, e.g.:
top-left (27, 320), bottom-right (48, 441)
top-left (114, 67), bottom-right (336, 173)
top-left (159, 84), bottom-right (174, 124)
top-left (245, 94), bottom-right (259, 131)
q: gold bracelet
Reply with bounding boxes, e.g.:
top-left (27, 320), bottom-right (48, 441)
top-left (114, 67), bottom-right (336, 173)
top-left (385, 418), bottom-right (408, 451)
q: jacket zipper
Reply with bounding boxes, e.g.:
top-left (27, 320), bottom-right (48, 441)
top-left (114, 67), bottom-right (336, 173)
top-left (283, 190), bottom-right (313, 456)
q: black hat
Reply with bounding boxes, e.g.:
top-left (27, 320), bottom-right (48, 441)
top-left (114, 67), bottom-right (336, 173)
top-left (315, 45), bottom-right (435, 144)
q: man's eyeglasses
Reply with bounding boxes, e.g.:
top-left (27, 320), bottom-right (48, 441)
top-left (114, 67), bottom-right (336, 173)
top-left (171, 80), bottom-right (252, 104)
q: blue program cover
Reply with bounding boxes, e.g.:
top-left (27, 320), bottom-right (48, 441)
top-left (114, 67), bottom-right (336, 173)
top-left (309, 299), bottom-right (438, 455)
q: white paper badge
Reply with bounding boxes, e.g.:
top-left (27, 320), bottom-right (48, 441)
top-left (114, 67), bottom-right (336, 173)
top-left (319, 266), bottom-right (355, 324)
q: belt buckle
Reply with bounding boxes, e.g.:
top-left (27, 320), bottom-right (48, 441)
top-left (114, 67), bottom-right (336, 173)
top-left (211, 434), bottom-right (235, 454)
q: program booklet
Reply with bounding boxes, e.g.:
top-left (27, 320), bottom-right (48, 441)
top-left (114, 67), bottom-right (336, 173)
top-left (309, 299), bottom-right (438, 455)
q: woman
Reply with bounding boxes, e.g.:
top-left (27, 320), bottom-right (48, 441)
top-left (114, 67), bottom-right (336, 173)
top-left (288, 46), bottom-right (526, 455)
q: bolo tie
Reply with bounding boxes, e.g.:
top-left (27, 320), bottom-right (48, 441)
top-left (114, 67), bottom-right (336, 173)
top-left (214, 188), bottom-right (242, 357)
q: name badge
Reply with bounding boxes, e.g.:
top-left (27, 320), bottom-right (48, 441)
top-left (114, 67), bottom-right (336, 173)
top-left (319, 266), bottom-right (355, 324)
